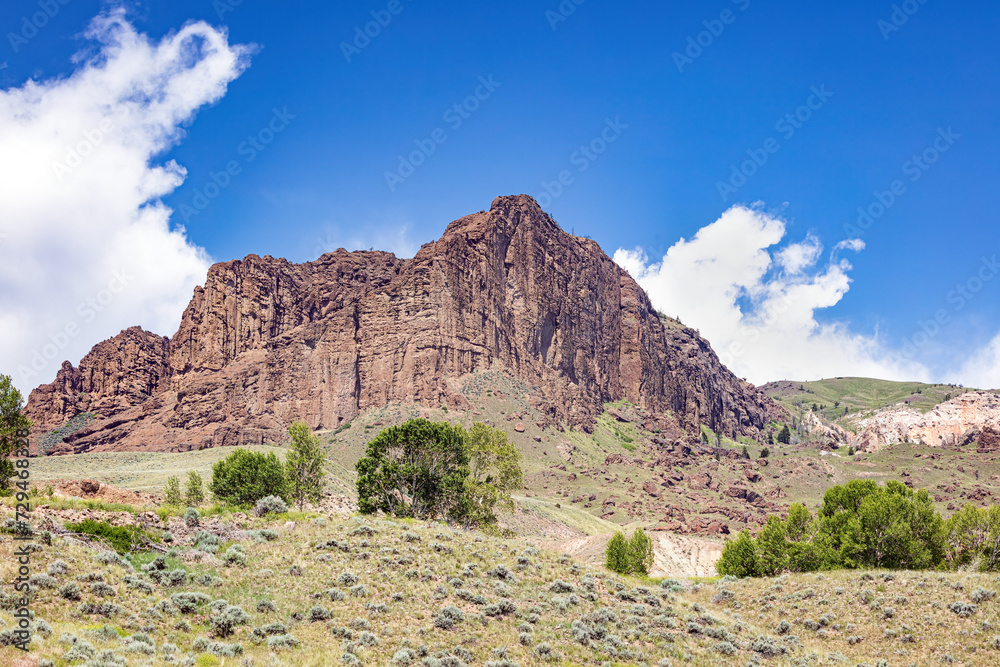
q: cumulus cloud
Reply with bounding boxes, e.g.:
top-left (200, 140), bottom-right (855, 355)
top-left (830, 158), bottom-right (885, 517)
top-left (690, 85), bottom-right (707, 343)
top-left (953, 334), bottom-right (1000, 390)
top-left (0, 10), bottom-right (250, 395)
top-left (614, 206), bottom-right (931, 385)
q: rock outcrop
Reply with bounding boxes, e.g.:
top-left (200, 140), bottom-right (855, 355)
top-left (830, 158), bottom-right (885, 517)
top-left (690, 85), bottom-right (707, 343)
top-left (851, 391), bottom-right (1000, 452)
top-left (24, 327), bottom-right (171, 433)
top-left (25, 195), bottom-right (783, 454)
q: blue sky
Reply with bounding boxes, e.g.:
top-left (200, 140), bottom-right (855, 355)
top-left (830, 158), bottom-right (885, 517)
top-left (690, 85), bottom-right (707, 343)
top-left (1, 0), bottom-right (998, 392)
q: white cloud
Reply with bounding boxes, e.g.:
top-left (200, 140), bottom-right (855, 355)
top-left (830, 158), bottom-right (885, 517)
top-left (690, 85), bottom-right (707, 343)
top-left (614, 205), bottom-right (931, 385)
top-left (776, 234), bottom-right (822, 274)
top-left (834, 238), bottom-right (866, 253)
top-left (0, 9), bottom-right (250, 396)
top-left (953, 334), bottom-right (1000, 390)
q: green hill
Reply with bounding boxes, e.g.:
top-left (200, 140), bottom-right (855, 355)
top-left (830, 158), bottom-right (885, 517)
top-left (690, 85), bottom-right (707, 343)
top-left (762, 377), bottom-right (977, 426)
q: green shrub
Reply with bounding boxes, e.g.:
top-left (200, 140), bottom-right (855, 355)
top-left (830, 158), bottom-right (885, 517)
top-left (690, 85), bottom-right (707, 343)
top-left (210, 448), bottom-right (288, 507)
top-left (716, 531), bottom-right (760, 578)
top-left (184, 471), bottom-right (205, 506)
top-left (434, 606), bottom-right (465, 629)
top-left (65, 519), bottom-right (152, 554)
top-left (164, 476), bottom-right (182, 506)
top-left (210, 604), bottom-right (250, 637)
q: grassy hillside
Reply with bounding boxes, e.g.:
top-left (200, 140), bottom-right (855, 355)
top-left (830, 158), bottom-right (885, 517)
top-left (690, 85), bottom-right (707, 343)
top-left (4, 502), bottom-right (1000, 666)
top-left (762, 377), bottom-right (978, 426)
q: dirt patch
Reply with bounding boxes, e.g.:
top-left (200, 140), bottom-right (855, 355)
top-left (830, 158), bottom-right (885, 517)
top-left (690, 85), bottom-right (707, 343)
top-left (552, 531), bottom-right (724, 578)
top-left (651, 532), bottom-right (723, 578)
top-left (48, 479), bottom-right (159, 506)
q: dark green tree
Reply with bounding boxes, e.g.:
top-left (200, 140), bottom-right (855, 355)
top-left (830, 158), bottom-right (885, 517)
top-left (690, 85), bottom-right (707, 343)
top-left (838, 481), bottom-right (944, 569)
top-left (756, 516), bottom-right (788, 576)
top-left (356, 419), bottom-right (469, 519)
top-left (777, 424), bottom-right (792, 444)
top-left (285, 421), bottom-right (327, 510)
top-left (0, 374), bottom-right (32, 491)
top-left (716, 530), bottom-right (761, 578)
top-left (210, 449), bottom-right (288, 508)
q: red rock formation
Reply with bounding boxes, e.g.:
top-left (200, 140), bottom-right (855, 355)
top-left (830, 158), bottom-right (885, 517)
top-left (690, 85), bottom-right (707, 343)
top-left (25, 195), bottom-right (783, 454)
top-left (24, 326), bottom-right (170, 432)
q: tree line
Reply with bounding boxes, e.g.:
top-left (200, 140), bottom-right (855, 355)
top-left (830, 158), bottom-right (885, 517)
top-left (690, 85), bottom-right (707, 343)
top-left (719, 479), bottom-right (1000, 577)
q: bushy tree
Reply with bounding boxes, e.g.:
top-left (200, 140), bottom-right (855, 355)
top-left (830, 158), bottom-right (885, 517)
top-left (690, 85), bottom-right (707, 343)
top-left (821, 479), bottom-right (944, 570)
top-left (457, 423), bottom-right (523, 529)
top-left (164, 476), bottom-right (182, 506)
top-left (605, 532), bottom-right (631, 575)
top-left (756, 516), bottom-right (788, 576)
top-left (0, 374), bottom-right (32, 491)
top-left (210, 449), bottom-right (287, 508)
top-left (184, 471), bottom-right (205, 506)
top-left (717, 530), bottom-right (760, 578)
top-left (785, 503), bottom-right (813, 541)
top-left (777, 424), bottom-right (791, 444)
top-left (604, 529), bottom-right (654, 575)
top-left (356, 419), bottom-right (469, 519)
top-left (946, 503), bottom-right (1000, 571)
top-left (285, 421), bottom-right (327, 510)
top-left (628, 528), bottom-right (654, 575)
top-left (840, 483), bottom-right (943, 569)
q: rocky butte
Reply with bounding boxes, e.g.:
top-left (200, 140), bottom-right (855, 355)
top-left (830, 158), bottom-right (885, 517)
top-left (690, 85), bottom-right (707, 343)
top-left (25, 195), bottom-right (783, 455)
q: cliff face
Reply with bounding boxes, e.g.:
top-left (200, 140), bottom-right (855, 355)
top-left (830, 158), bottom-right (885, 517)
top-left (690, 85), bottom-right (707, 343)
top-left (24, 326), bottom-right (171, 433)
top-left (25, 195), bottom-right (782, 454)
top-left (851, 391), bottom-right (1000, 452)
